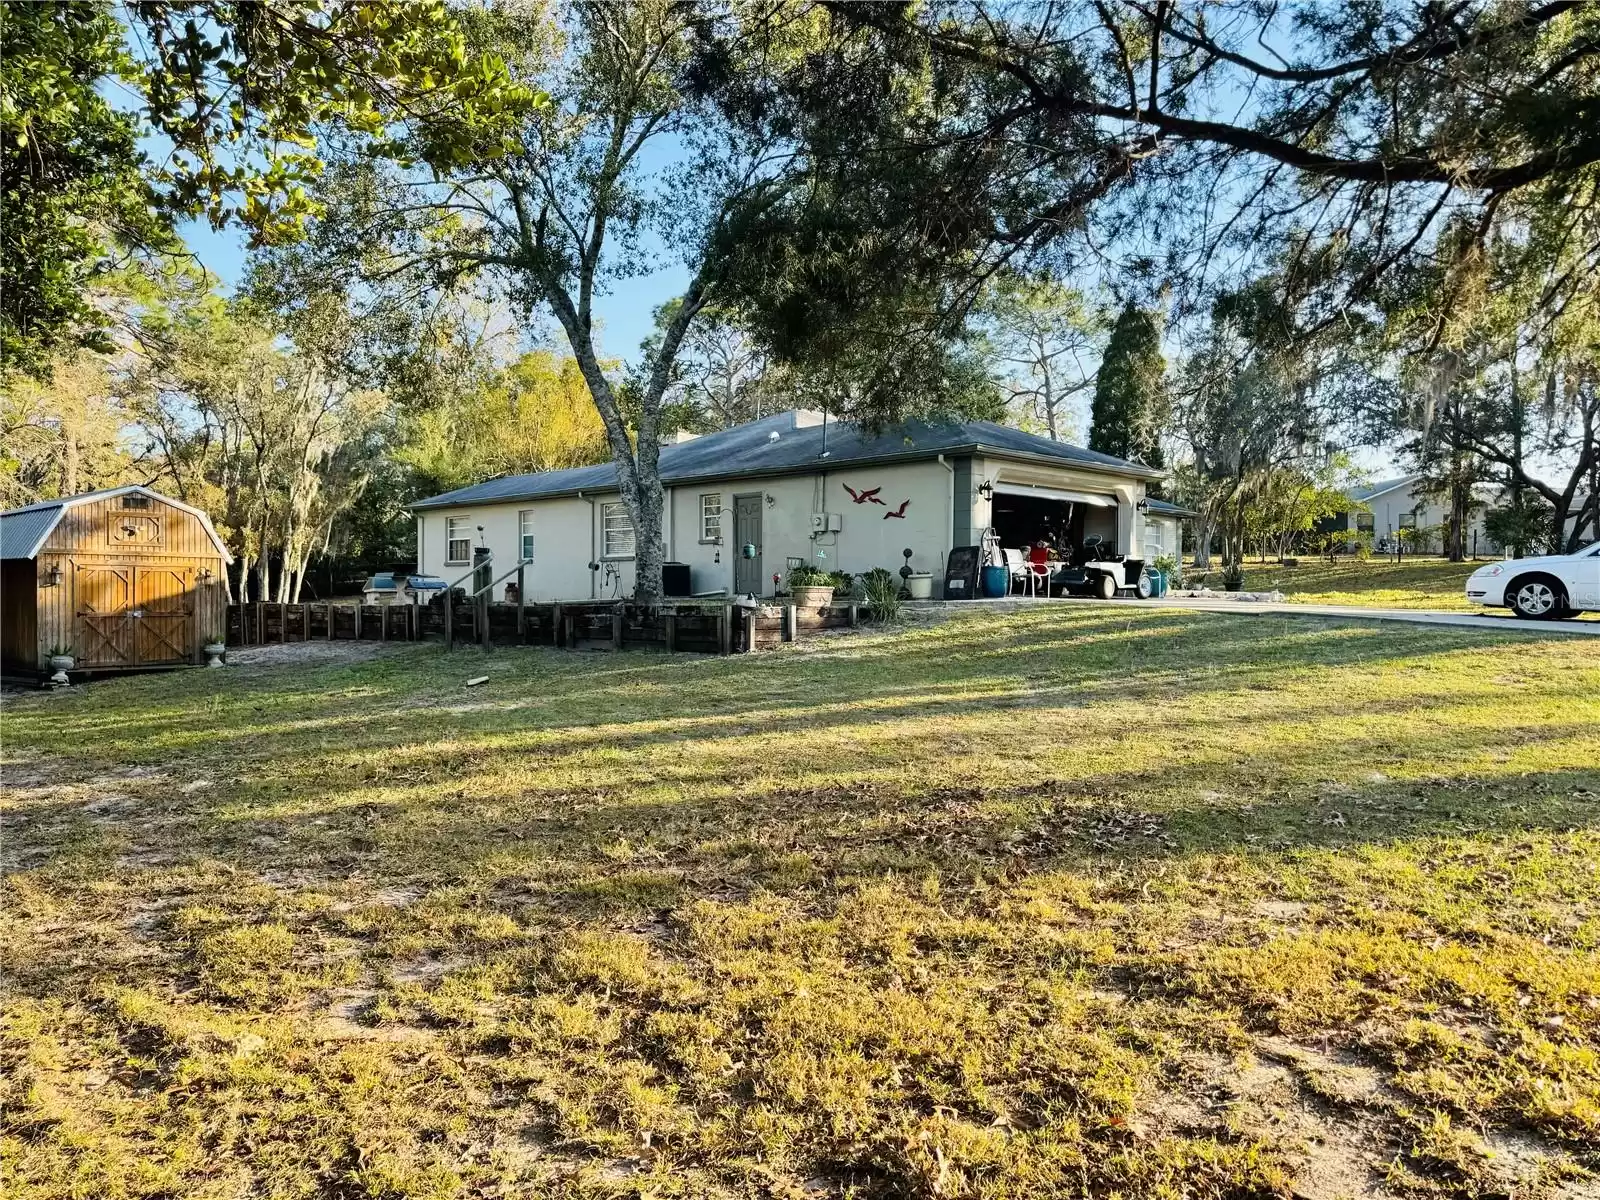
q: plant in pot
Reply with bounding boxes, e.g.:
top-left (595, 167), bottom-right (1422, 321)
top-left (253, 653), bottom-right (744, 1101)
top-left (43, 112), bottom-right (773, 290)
top-left (203, 630), bottom-right (227, 668)
top-left (787, 564), bottom-right (837, 609)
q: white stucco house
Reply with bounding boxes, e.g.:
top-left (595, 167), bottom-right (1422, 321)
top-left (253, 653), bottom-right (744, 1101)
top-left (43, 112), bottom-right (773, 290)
top-left (1327, 475), bottom-right (1496, 552)
top-left (410, 409), bottom-right (1167, 602)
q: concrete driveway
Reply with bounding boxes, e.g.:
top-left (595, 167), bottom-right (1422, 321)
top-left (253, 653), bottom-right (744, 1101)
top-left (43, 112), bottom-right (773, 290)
top-left (927, 594), bottom-right (1600, 634)
top-left (1071, 595), bottom-right (1600, 634)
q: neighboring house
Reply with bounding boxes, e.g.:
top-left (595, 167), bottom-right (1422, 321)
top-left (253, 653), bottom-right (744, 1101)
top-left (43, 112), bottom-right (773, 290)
top-left (1325, 475), bottom-right (1495, 553)
top-left (411, 409), bottom-right (1164, 601)
top-left (1564, 493), bottom-right (1597, 547)
top-left (1142, 498), bottom-right (1198, 560)
top-left (1, 485), bottom-right (230, 676)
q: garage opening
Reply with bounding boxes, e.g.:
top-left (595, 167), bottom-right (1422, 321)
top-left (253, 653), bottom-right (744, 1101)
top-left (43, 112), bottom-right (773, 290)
top-left (989, 483), bottom-right (1118, 558)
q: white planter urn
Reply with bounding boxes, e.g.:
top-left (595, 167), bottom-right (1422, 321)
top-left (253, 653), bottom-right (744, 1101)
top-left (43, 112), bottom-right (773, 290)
top-left (47, 654), bottom-right (74, 687)
top-left (203, 641), bottom-right (227, 668)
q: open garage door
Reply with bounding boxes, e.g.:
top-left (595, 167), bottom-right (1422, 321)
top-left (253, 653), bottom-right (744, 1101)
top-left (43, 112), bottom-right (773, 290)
top-left (989, 482), bottom-right (1119, 557)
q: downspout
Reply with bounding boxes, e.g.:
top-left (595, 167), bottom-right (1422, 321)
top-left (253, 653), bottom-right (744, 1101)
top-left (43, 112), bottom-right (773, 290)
top-left (579, 491), bottom-right (597, 599)
top-left (937, 454), bottom-right (955, 574)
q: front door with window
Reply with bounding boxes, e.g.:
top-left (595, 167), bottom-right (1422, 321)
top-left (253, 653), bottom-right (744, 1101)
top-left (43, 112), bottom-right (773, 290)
top-left (75, 564), bottom-right (193, 666)
top-left (733, 493), bottom-right (763, 596)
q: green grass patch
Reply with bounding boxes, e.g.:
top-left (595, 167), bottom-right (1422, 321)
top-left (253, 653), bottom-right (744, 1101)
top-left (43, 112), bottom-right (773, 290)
top-left (3, 608), bottom-right (1598, 1198)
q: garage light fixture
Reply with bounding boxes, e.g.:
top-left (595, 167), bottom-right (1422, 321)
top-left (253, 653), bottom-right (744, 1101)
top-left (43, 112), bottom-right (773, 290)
top-left (46, 565), bottom-right (62, 587)
top-left (977, 480), bottom-right (994, 501)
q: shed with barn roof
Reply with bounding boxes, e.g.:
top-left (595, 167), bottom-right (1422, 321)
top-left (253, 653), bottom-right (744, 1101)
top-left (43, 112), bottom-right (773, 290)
top-left (1, 486), bottom-right (230, 679)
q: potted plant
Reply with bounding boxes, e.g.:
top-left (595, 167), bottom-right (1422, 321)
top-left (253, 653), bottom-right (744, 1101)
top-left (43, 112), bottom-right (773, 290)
top-left (202, 631), bottom-right (227, 668)
top-left (786, 564), bottom-right (837, 609)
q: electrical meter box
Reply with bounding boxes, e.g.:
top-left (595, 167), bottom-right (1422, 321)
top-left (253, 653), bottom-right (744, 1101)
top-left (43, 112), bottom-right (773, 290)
top-left (810, 512), bottom-right (843, 532)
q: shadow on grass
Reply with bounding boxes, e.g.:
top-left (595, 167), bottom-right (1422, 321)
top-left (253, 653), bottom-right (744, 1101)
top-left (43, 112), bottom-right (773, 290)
top-left (3, 609), bottom-right (1577, 778)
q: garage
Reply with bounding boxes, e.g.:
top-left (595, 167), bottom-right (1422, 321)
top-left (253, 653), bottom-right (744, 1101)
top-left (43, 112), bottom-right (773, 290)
top-left (988, 481), bottom-right (1119, 557)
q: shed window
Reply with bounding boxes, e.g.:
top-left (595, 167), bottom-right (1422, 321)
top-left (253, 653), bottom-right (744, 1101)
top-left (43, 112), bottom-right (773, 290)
top-left (700, 493), bottom-right (722, 542)
top-left (519, 510), bottom-right (535, 561)
top-left (1398, 512), bottom-right (1417, 529)
top-left (121, 494), bottom-right (151, 510)
top-left (1356, 512), bottom-right (1374, 533)
top-left (446, 516), bottom-right (472, 564)
top-left (602, 502), bottom-right (635, 559)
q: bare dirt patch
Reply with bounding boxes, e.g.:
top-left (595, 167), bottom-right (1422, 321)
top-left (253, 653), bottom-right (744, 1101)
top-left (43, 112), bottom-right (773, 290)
top-left (224, 640), bottom-right (409, 669)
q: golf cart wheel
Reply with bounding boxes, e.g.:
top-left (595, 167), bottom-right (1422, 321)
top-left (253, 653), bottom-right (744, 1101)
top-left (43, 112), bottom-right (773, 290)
top-left (1096, 572), bottom-right (1117, 600)
top-left (1135, 571), bottom-right (1153, 599)
top-left (1508, 575), bottom-right (1563, 620)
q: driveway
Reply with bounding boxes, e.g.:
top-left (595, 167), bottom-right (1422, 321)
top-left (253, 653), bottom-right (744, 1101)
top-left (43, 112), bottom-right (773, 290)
top-left (1076, 595), bottom-right (1600, 634)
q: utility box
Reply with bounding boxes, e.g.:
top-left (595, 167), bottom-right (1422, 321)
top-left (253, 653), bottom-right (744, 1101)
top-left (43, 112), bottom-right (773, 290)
top-left (810, 512), bottom-right (843, 533)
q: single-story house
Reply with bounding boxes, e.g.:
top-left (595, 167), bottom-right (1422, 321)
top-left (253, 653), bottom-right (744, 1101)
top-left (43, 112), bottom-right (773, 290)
top-left (1, 485), bottom-right (230, 675)
top-left (1324, 475), bottom-right (1496, 552)
top-left (410, 410), bottom-right (1166, 602)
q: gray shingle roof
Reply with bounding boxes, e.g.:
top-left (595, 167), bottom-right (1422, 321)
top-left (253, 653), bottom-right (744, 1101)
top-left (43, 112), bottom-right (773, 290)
top-left (1144, 497), bottom-right (1199, 518)
top-left (411, 411), bottom-right (1162, 510)
top-left (1347, 475), bottom-right (1418, 502)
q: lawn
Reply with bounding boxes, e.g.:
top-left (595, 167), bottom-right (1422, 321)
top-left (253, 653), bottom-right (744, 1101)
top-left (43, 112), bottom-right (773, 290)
top-left (4, 609), bottom-right (1599, 1200)
top-left (1184, 558), bottom-right (1488, 611)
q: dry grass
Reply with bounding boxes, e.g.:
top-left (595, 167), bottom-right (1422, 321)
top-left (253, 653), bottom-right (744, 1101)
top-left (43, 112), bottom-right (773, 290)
top-left (3, 607), bottom-right (1599, 1199)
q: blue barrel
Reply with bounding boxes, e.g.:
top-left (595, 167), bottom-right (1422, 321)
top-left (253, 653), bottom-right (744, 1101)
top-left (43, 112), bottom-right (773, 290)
top-left (981, 564), bottom-right (1009, 598)
top-left (1148, 569), bottom-right (1168, 598)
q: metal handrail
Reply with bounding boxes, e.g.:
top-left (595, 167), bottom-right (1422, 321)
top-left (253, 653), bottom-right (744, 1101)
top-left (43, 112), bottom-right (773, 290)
top-left (470, 559), bottom-right (532, 599)
top-left (445, 556), bottom-right (488, 591)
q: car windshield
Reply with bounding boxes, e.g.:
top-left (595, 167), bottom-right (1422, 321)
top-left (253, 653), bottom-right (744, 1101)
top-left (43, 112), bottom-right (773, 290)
top-left (1585, 541), bottom-right (1600, 556)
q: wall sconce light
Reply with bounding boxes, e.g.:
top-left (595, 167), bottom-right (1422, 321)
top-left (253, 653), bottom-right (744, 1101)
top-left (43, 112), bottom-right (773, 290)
top-left (764, 493), bottom-right (776, 509)
top-left (1136, 498), bottom-right (1150, 513)
top-left (977, 480), bottom-right (994, 501)
top-left (46, 564), bottom-right (62, 587)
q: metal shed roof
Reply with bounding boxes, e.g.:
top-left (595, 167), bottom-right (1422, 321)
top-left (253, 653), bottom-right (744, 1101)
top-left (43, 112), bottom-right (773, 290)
top-left (0, 485), bottom-right (234, 561)
top-left (411, 411), bottom-right (1163, 511)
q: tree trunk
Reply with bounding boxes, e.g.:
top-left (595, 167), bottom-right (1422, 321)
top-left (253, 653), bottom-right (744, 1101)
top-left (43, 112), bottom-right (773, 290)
top-left (1446, 475), bottom-right (1469, 562)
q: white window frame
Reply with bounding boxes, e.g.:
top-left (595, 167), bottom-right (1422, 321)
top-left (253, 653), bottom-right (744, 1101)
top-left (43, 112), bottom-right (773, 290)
top-left (519, 510), bottom-right (536, 562)
top-left (446, 516), bottom-right (472, 565)
top-left (700, 492), bottom-right (722, 543)
top-left (601, 502), bottom-right (635, 559)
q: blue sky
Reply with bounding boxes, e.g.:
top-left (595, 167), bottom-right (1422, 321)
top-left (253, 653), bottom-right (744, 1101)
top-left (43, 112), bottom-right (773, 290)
top-left (177, 216), bottom-right (690, 367)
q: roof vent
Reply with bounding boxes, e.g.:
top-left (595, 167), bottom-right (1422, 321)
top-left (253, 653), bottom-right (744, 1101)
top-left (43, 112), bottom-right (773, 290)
top-left (768, 431), bottom-right (781, 442)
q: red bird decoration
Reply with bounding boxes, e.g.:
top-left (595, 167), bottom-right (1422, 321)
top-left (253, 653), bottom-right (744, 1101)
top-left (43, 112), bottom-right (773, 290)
top-left (844, 484), bottom-right (885, 505)
top-left (883, 500), bottom-right (910, 519)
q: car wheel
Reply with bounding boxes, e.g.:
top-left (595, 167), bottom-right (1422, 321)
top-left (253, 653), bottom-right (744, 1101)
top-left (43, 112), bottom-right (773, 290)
top-left (1096, 572), bottom-right (1117, 600)
top-left (1135, 571), bottom-right (1153, 599)
top-left (1508, 575), bottom-right (1564, 619)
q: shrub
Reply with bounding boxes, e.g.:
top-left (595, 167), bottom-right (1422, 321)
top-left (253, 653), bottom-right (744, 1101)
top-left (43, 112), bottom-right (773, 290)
top-left (826, 570), bottom-right (854, 596)
top-left (861, 567), bottom-right (903, 622)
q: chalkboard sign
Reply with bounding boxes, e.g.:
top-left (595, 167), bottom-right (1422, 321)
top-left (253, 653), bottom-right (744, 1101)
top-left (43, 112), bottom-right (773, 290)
top-left (943, 545), bottom-right (981, 600)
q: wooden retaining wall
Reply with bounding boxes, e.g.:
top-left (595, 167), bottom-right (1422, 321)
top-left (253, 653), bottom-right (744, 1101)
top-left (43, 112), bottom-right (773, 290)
top-left (226, 598), bottom-right (861, 655)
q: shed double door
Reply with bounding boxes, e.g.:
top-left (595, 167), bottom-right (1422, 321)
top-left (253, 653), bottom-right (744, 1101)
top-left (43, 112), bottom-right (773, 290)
top-left (75, 564), bottom-right (194, 666)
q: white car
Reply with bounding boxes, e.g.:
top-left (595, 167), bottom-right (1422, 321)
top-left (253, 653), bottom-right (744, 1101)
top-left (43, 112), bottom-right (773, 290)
top-left (1466, 541), bottom-right (1600, 619)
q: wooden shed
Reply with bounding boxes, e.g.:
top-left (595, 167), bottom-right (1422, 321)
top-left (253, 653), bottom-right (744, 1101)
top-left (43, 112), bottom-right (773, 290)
top-left (1, 486), bottom-right (231, 678)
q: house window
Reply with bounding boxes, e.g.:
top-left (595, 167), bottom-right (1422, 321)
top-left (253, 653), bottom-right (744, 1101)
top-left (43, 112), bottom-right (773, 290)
top-left (602, 502), bottom-right (635, 558)
top-left (446, 516), bottom-right (472, 564)
top-left (700, 492), bottom-right (722, 542)
top-left (519, 510), bottom-right (535, 561)
top-left (121, 494), bottom-right (151, 510)
top-left (1398, 512), bottom-right (1417, 529)
top-left (1356, 512), bottom-right (1374, 533)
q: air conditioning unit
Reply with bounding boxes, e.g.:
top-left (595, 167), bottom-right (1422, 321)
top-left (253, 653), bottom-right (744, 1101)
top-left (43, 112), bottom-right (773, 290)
top-left (810, 512), bottom-right (843, 532)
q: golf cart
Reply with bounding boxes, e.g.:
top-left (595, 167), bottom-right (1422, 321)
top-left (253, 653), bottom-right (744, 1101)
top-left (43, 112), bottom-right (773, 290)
top-left (1056, 536), bottom-right (1153, 599)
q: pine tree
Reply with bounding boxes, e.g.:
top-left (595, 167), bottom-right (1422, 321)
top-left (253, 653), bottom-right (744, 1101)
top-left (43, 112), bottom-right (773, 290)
top-left (1089, 304), bottom-right (1167, 469)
